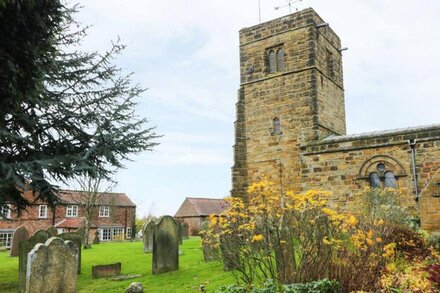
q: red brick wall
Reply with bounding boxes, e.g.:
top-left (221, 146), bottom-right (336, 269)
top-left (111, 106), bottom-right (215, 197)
top-left (1, 190), bottom-right (136, 238)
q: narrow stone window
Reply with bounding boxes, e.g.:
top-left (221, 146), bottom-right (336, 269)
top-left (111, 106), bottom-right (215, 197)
top-left (277, 48), bottom-right (284, 71)
top-left (369, 172), bottom-right (381, 188)
top-left (268, 50), bottom-right (276, 73)
top-left (272, 118), bottom-right (281, 135)
top-left (384, 171), bottom-right (397, 189)
top-left (326, 49), bottom-right (335, 78)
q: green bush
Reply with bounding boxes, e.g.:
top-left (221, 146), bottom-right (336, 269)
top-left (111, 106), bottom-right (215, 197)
top-left (428, 232), bottom-right (440, 252)
top-left (215, 279), bottom-right (341, 293)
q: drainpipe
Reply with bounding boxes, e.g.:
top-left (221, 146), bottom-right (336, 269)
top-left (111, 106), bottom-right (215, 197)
top-left (408, 139), bottom-right (419, 206)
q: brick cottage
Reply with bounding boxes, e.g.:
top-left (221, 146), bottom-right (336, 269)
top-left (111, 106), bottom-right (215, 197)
top-left (0, 189), bottom-right (136, 249)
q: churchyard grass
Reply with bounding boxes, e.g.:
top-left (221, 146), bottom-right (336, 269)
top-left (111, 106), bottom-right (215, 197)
top-left (0, 237), bottom-right (234, 292)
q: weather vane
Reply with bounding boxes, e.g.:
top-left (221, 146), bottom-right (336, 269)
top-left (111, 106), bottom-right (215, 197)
top-left (274, 0), bottom-right (304, 14)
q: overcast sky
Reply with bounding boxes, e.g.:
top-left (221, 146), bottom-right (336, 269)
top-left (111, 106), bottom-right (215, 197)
top-left (73, 0), bottom-right (440, 217)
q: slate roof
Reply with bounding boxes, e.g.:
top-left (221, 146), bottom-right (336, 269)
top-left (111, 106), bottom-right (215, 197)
top-left (174, 197), bottom-right (229, 217)
top-left (58, 190), bottom-right (136, 207)
top-left (322, 123), bottom-right (440, 143)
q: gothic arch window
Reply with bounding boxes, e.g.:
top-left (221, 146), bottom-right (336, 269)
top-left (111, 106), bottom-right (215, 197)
top-left (272, 117), bottom-right (281, 135)
top-left (277, 49), bottom-right (284, 71)
top-left (384, 171), bottom-right (397, 189)
top-left (369, 172), bottom-right (381, 188)
top-left (326, 49), bottom-right (335, 78)
top-left (268, 50), bottom-right (276, 73)
top-left (266, 45), bottom-right (284, 73)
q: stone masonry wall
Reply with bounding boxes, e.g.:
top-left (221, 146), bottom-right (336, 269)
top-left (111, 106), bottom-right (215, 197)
top-left (232, 8), bottom-right (346, 200)
top-left (301, 126), bottom-right (440, 230)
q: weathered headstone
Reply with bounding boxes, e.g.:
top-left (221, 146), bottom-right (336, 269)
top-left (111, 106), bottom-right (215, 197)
top-left (10, 226), bottom-right (29, 257)
top-left (177, 222), bottom-right (183, 245)
top-left (47, 226), bottom-right (58, 237)
top-left (58, 232), bottom-right (82, 274)
top-left (181, 222), bottom-right (189, 240)
top-left (142, 220), bottom-right (155, 253)
top-left (19, 230), bottom-right (50, 291)
top-left (92, 262), bottom-right (121, 278)
top-left (152, 216), bottom-right (179, 274)
top-left (76, 227), bottom-right (86, 244)
top-left (93, 231), bottom-right (100, 244)
top-left (26, 237), bottom-right (78, 293)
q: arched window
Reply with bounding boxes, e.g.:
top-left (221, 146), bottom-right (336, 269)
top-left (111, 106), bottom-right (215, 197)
top-left (273, 118), bottom-right (281, 135)
top-left (277, 49), bottom-right (284, 71)
top-left (268, 50), bottom-right (276, 73)
top-left (367, 163), bottom-right (398, 189)
top-left (384, 171), bottom-right (397, 189)
top-left (369, 173), bottom-right (381, 189)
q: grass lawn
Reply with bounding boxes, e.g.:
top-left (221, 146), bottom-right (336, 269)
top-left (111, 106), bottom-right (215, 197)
top-left (0, 237), bottom-right (235, 292)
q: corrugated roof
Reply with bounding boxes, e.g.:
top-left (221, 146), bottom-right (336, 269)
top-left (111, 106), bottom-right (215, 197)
top-left (58, 190), bottom-right (136, 207)
top-left (322, 123), bottom-right (440, 143)
top-left (175, 197), bottom-right (229, 217)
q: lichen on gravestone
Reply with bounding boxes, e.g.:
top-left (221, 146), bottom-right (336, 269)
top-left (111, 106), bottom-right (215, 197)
top-left (25, 237), bottom-right (78, 293)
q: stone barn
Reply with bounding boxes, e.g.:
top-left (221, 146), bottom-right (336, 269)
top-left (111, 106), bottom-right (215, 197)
top-left (174, 197), bottom-right (229, 235)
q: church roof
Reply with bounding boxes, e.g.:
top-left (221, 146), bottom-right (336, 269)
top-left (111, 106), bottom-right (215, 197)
top-left (322, 123), bottom-right (440, 143)
top-left (174, 197), bottom-right (229, 217)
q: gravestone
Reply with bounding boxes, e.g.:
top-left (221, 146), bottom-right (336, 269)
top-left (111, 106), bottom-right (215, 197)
top-left (58, 232), bottom-right (82, 274)
top-left (92, 262), bottom-right (121, 278)
top-left (142, 220), bottom-right (155, 253)
top-left (10, 226), bottom-right (29, 257)
top-left (47, 226), bottom-right (58, 237)
top-left (93, 231), bottom-right (100, 244)
top-left (26, 237), bottom-right (78, 293)
top-left (152, 216), bottom-right (179, 274)
top-left (200, 221), bottom-right (220, 262)
top-left (177, 222), bottom-right (183, 245)
top-left (181, 222), bottom-right (189, 240)
top-left (76, 227), bottom-right (86, 244)
top-left (19, 230), bottom-right (50, 291)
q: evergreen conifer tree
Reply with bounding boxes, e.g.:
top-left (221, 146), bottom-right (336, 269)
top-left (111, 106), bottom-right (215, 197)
top-left (0, 0), bottom-right (159, 212)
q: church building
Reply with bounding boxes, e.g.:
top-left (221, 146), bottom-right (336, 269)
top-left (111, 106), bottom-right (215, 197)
top-left (231, 8), bottom-right (440, 230)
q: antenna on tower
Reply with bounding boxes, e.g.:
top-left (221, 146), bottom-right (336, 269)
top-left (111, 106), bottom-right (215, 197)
top-left (274, 0), bottom-right (303, 14)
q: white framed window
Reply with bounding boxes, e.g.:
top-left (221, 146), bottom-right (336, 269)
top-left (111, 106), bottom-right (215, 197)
top-left (57, 228), bottom-right (64, 235)
top-left (99, 228), bottom-right (112, 241)
top-left (99, 206), bottom-right (110, 217)
top-left (126, 227), bottom-right (132, 239)
top-left (38, 205), bottom-right (48, 218)
top-left (0, 231), bottom-right (13, 248)
top-left (112, 228), bottom-right (124, 240)
top-left (0, 204), bottom-right (11, 219)
top-left (66, 205), bottom-right (78, 217)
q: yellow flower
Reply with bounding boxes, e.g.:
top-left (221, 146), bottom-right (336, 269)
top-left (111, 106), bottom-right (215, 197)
top-left (347, 215), bottom-right (358, 227)
top-left (376, 237), bottom-right (382, 243)
top-left (323, 237), bottom-right (332, 245)
top-left (251, 234), bottom-right (264, 242)
top-left (280, 240), bottom-right (287, 245)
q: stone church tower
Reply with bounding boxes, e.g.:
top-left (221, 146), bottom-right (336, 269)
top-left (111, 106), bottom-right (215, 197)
top-left (232, 8), bottom-right (346, 199)
top-left (231, 8), bottom-right (440, 231)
